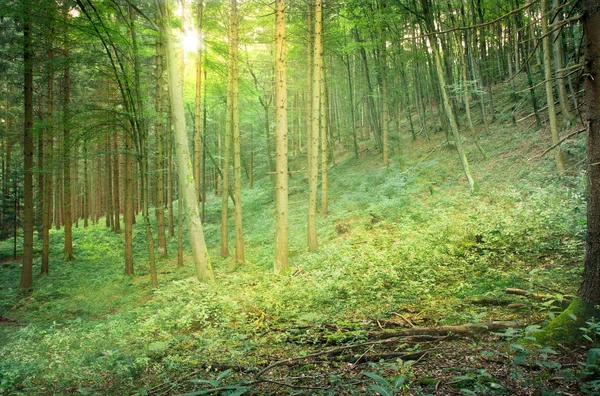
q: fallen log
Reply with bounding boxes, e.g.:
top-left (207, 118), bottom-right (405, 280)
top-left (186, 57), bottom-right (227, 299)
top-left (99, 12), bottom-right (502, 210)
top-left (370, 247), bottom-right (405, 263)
top-left (370, 321), bottom-right (521, 340)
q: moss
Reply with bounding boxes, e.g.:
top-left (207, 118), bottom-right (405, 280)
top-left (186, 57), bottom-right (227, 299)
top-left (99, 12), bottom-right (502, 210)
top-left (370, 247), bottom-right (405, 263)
top-left (535, 298), bottom-right (600, 344)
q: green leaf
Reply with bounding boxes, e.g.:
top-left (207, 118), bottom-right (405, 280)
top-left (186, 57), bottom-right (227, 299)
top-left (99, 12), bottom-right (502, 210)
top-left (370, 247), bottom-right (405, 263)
top-left (369, 384), bottom-right (394, 396)
top-left (524, 325), bottom-right (542, 335)
top-left (188, 379), bottom-right (219, 387)
top-left (568, 313), bottom-right (577, 321)
top-left (513, 353), bottom-right (526, 365)
top-left (392, 374), bottom-right (406, 388)
top-left (363, 371), bottom-right (390, 387)
top-left (510, 343), bottom-right (525, 352)
top-left (586, 348), bottom-right (600, 365)
top-left (216, 369), bottom-right (232, 381)
top-left (460, 389), bottom-right (477, 395)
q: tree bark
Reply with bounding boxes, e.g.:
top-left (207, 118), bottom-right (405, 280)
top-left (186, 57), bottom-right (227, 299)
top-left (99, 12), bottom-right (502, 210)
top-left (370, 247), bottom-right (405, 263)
top-left (20, 0), bottom-right (34, 290)
top-left (541, 0), bottom-right (566, 173)
top-left (42, 24), bottom-right (54, 274)
top-left (62, 5), bottom-right (75, 261)
top-left (194, 0), bottom-right (203, 202)
top-left (231, 0), bottom-right (245, 264)
top-left (157, 0), bottom-right (213, 281)
top-left (308, 0), bottom-right (322, 252)
top-left (578, 0), bottom-right (600, 303)
top-left (155, 32), bottom-right (168, 256)
top-left (275, 0), bottom-right (289, 273)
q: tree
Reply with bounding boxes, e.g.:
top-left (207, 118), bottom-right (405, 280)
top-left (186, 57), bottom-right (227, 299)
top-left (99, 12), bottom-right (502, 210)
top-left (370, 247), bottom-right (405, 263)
top-left (155, 30), bottom-right (168, 257)
top-left (307, 0), bottom-right (322, 252)
top-left (420, 0), bottom-right (478, 193)
top-left (156, 0), bottom-right (213, 282)
top-left (541, 0), bottom-right (566, 173)
top-left (274, 0), bottom-right (288, 273)
top-left (578, 0), bottom-right (600, 305)
top-left (538, 0), bottom-right (600, 343)
top-left (62, 3), bottom-right (75, 261)
top-left (19, 0), bottom-right (34, 290)
top-left (231, 0), bottom-right (245, 264)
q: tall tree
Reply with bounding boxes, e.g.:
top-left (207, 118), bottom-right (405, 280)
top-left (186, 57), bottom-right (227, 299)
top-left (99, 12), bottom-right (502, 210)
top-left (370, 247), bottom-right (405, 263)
top-left (20, 0), bottom-right (34, 290)
top-left (155, 31), bottom-right (168, 257)
top-left (308, 0), bottom-right (322, 252)
top-left (274, 0), bottom-right (289, 273)
top-left (577, 0), bottom-right (600, 305)
top-left (157, 0), bottom-right (213, 282)
top-left (194, 0), bottom-right (203, 202)
top-left (420, 0), bottom-right (478, 193)
top-left (541, 0), bottom-right (566, 173)
top-left (62, 4), bottom-right (75, 261)
top-left (231, 0), bottom-right (245, 264)
top-left (41, 5), bottom-right (55, 274)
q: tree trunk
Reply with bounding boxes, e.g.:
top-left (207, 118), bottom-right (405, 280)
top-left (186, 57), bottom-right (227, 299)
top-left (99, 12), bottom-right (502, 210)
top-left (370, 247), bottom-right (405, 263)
top-left (20, 0), bottom-right (34, 290)
top-left (157, 0), bottom-right (213, 282)
top-left (155, 33), bottom-right (168, 256)
top-left (231, 0), bottom-right (245, 264)
top-left (62, 6), bottom-right (75, 261)
top-left (541, 0), bottom-right (566, 173)
top-left (194, 0), bottom-right (203, 202)
top-left (124, 127), bottom-right (134, 275)
top-left (308, 0), bottom-right (322, 252)
top-left (42, 28), bottom-right (54, 275)
top-left (113, 131), bottom-right (121, 233)
top-left (319, 8), bottom-right (327, 217)
top-left (421, 0), bottom-right (478, 193)
top-left (275, 0), bottom-right (289, 273)
top-left (578, 0), bottom-right (600, 303)
top-left (552, 0), bottom-right (573, 127)
top-left (221, 5), bottom-right (233, 259)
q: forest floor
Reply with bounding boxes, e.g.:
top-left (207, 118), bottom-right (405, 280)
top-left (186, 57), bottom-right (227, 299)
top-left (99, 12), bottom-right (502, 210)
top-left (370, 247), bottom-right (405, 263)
top-left (1, 100), bottom-right (599, 394)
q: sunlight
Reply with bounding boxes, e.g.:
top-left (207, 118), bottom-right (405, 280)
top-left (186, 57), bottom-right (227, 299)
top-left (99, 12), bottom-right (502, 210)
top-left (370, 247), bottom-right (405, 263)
top-left (181, 29), bottom-right (200, 53)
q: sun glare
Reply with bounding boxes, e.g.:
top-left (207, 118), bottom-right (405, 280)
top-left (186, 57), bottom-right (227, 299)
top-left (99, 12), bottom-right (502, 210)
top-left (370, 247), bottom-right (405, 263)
top-left (181, 30), bottom-right (200, 53)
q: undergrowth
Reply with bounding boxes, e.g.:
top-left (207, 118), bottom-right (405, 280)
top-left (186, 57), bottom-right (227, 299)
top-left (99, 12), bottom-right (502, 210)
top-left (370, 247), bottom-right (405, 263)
top-left (0, 86), bottom-right (594, 394)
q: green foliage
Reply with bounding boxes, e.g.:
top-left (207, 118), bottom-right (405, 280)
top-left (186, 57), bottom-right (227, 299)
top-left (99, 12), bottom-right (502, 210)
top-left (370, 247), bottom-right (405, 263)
top-left (0, 115), bottom-right (589, 394)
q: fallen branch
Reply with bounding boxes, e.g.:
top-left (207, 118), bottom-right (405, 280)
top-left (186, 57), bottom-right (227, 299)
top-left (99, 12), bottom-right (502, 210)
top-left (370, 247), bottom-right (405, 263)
top-left (342, 350), bottom-right (431, 364)
top-left (533, 128), bottom-right (586, 160)
top-left (371, 321), bottom-right (521, 340)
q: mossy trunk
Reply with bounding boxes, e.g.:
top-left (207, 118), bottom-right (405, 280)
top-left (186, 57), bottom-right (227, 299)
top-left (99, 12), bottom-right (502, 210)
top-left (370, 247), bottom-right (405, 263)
top-left (538, 0), bottom-right (600, 344)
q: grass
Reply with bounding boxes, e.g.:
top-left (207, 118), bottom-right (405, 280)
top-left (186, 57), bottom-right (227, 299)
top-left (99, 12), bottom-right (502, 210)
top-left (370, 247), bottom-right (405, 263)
top-left (0, 91), bottom-right (596, 394)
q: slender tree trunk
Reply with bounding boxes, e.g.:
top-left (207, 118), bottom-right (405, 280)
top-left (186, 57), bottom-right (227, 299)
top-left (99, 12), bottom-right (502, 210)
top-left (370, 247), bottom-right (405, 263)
top-left (308, 0), bottom-right (322, 252)
top-left (275, 0), bottom-right (289, 273)
top-left (421, 0), bottom-right (478, 193)
top-left (113, 131), bottom-right (121, 233)
top-left (178, 194), bottom-right (183, 266)
top-left (20, 0), bottom-right (34, 290)
top-left (194, 0), bottom-right (203, 202)
top-left (221, 7), bottom-right (233, 259)
top-left (381, 29), bottom-right (390, 168)
top-left (541, 0), bottom-right (566, 173)
top-left (345, 54), bottom-right (358, 158)
top-left (83, 146), bottom-right (88, 228)
top-left (129, 4), bottom-right (157, 286)
top-left (106, 132), bottom-right (114, 229)
top-left (319, 8), bottom-right (327, 217)
top-left (552, 0), bottom-right (573, 127)
top-left (157, 0), bottom-right (213, 281)
top-left (62, 6), bottom-right (75, 261)
top-left (155, 33), bottom-right (168, 256)
top-left (42, 30), bottom-right (54, 275)
top-left (231, 0), bottom-right (245, 264)
top-left (202, 69), bottom-right (207, 222)
top-left (124, 127), bottom-right (134, 275)
top-left (167, 117), bottom-right (175, 237)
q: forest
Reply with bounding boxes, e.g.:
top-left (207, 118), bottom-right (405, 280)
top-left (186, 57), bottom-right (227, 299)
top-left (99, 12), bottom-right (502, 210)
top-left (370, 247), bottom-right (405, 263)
top-left (1, 0), bottom-right (600, 394)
